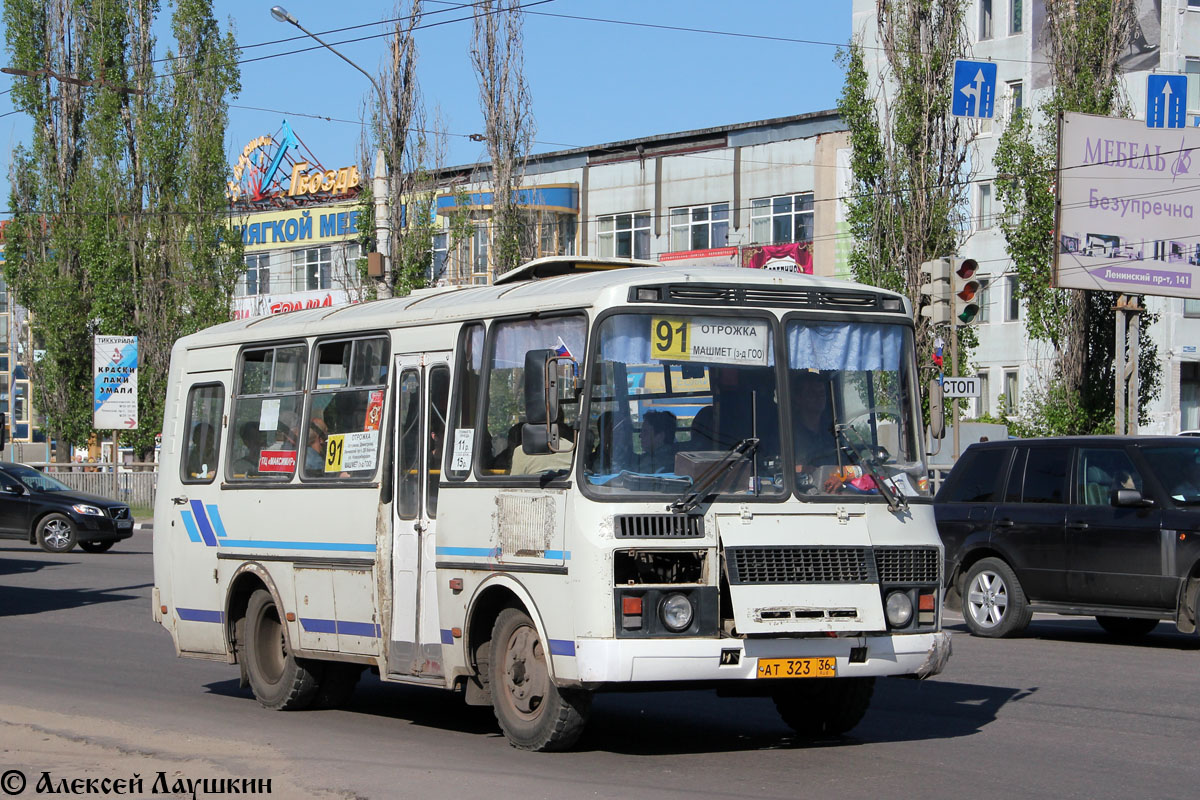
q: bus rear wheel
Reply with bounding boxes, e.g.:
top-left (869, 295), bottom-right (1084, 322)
top-left (772, 677), bottom-right (875, 738)
top-left (489, 608), bottom-right (591, 751)
top-left (243, 589), bottom-right (320, 710)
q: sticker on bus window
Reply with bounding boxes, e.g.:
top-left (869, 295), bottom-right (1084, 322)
top-left (451, 428), bottom-right (474, 472)
top-left (363, 390), bottom-right (384, 432)
top-left (325, 430), bottom-right (379, 472)
top-left (650, 317), bottom-right (769, 367)
top-left (258, 449), bottom-right (297, 473)
top-left (258, 398), bottom-right (281, 431)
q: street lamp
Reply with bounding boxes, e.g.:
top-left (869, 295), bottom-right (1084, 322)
top-left (270, 6), bottom-right (392, 298)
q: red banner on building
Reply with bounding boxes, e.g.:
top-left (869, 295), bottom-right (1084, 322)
top-left (741, 242), bottom-right (813, 273)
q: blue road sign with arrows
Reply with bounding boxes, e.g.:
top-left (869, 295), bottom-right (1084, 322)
top-left (951, 59), bottom-right (997, 119)
top-left (1147, 74), bottom-right (1186, 128)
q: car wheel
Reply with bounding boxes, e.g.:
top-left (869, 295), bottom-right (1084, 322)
top-left (36, 513), bottom-right (78, 553)
top-left (1095, 616), bottom-right (1160, 639)
top-left (79, 540), bottom-right (115, 554)
top-left (962, 557), bottom-right (1032, 638)
top-left (772, 677), bottom-right (875, 738)
top-left (243, 589), bottom-right (320, 710)
top-left (489, 607), bottom-right (591, 751)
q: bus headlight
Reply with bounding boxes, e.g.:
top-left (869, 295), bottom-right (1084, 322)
top-left (885, 591), bottom-right (914, 627)
top-left (660, 593), bottom-right (694, 632)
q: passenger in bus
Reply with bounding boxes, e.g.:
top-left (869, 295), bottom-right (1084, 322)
top-left (687, 406), bottom-right (718, 451)
top-left (231, 421), bottom-right (264, 477)
top-left (638, 410), bottom-right (678, 474)
top-left (589, 410), bottom-right (634, 473)
top-left (791, 371), bottom-right (840, 487)
top-left (187, 422), bottom-right (218, 480)
top-left (510, 421), bottom-right (574, 475)
top-left (306, 418), bottom-right (329, 474)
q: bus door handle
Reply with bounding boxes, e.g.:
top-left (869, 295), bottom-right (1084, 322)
top-left (413, 521), bottom-right (426, 533)
top-left (172, 496), bottom-right (189, 505)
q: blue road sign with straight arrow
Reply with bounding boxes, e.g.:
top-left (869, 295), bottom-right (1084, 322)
top-left (951, 59), bottom-right (997, 119)
top-left (1147, 74), bottom-right (1186, 129)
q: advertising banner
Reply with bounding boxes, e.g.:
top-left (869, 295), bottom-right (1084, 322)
top-left (94, 335), bottom-right (138, 429)
top-left (1056, 112), bottom-right (1200, 299)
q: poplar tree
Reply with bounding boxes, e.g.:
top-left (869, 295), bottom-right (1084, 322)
top-left (4, 0), bottom-right (240, 459)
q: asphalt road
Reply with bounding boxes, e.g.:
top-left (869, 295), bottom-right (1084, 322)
top-left (2, 532), bottom-right (1198, 800)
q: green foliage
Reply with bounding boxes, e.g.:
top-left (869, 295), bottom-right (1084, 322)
top-left (992, 0), bottom-right (1158, 435)
top-left (4, 0), bottom-right (241, 457)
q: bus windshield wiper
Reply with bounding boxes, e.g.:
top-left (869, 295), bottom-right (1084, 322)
top-left (835, 425), bottom-right (907, 512)
top-left (668, 437), bottom-right (759, 514)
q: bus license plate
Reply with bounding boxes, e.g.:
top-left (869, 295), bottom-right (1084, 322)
top-left (756, 657), bottom-right (836, 679)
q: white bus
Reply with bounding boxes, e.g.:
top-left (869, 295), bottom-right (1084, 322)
top-left (153, 257), bottom-right (950, 751)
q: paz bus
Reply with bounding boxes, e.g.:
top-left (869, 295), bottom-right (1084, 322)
top-left (152, 256), bottom-right (950, 751)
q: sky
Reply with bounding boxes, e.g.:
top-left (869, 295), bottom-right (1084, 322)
top-left (0, 0), bottom-right (853, 203)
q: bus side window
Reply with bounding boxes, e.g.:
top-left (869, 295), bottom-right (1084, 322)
top-left (229, 344), bottom-right (307, 481)
top-left (426, 364), bottom-right (450, 516)
top-left (182, 383), bottom-right (224, 483)
top-left (447, 323), bottom-right (484, 480)
top-left (306, 335), bottom-right (390, 480)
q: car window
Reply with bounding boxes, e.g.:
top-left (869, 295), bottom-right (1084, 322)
top-left (941, 448), bottom-right (1010, 502)
top-left (1004, 448), bottom-right (1027, 502)
top-left (1077, 447), bottom-right (1143, 506)
top-left (1141, 444), bottom-right (1200, 504)
top-left (1021, 447), bottom-right (1070, 503)
top-left (0, 471), bottom-right (20, 493)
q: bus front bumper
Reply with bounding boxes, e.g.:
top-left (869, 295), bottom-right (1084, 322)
top-left (571, 630), bottom-right (951, 684)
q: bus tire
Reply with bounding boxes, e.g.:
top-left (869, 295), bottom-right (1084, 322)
top-left (772, 677), bottom-right (875, 737)
top-left (489, 608), bottom-right (590, 751)
top-left (243, 589), bottom-right (320, 711)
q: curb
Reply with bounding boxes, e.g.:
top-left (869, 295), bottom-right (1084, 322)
top-left (134, 522), bottom-right (154, 533)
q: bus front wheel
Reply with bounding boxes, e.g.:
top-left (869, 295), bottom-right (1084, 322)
top-left (489, 608), bottom-right (591, 751)
top-left (772, 676), bottom-right (875, 737)
top-left (243, 589), bottom-right (320, 711)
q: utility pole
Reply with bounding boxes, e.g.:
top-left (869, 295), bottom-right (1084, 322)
top-left (1114, 294), bottom-right (1143, 435)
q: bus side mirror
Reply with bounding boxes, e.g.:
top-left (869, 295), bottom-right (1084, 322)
top-left (928, 380), bottom-right (945, 440)
top-left (524, 349), bottom-right (557, 426)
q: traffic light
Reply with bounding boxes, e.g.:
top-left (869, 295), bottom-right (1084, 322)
top-left (951, 257), bottom-right (981, 325)
top-left (918, 258), bottom-right (951, 325)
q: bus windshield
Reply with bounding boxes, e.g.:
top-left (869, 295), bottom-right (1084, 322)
top-left (581, 312), bottom-right (929, 500)
top-left (583, 312), bottom-right (784, 498)
top-left (785, 318), bottom-right (928, 499)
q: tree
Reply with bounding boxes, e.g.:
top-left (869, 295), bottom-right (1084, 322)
top-left (837, 0), bottom-right (976, 387)
top-left (4, 0), bottom-right (241, 459)
top-left (470, 0), bottom-right (535, 277)
top-left (993, 0), bottom-right (1158, 432)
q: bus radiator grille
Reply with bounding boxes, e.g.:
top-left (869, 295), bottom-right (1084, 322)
top-left (614, 514), bottom-right (704, 539)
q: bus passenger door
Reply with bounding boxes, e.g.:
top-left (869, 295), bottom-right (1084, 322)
top-left (388, 352), bottom-right (450, 677)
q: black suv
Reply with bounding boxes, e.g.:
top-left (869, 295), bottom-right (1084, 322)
top-left (934, 437), bottom-right (1200, 638)
top-left (0, 462), bottom-right (134, 553)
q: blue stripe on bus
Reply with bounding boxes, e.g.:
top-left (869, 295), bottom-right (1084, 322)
top-left (177, 608), bottom-right (223, 623)
top-left (435, 546), bottom-right (501, 558)
top-left (189, 500), bottom-right (217, 546)
top-left (548, 639), bottom-right (575, 656)
top-left (300, 618), bottom-right (381, 638)
top-left (218, 540), bottom-right (376, 552)
top-left (544, 550), bottom-right (572, 560)
top-left (440, 629), bottom-right (455, 644)
top-left (180, 510), bottom-right (203, 543)
top-left (206, 504), bottom-right (228, 538)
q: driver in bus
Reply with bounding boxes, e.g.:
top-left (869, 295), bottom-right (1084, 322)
top-left (638, 410), bottom-right (678, 474)
top-left (791, 370), bottom-right (842, 492)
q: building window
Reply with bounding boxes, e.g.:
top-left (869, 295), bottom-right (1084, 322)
top-left (598, 213), bottom-right (651, 259)
top-left (750, 193), bottom-right (814, 245)
top-left (0, 274), bottom-right (7, 313)
top-left (977, 276), bottom-right (992, 323)
top-left (1184, 298), bottom-right (1200, 318)
top-left (1188, 58), bottom-right (1200, 113)
top-left (1007, 80), bottom-right (1024, 116)
top-left (535, 211), bottom-right (576, 258)
top-left (980, 0), bottom-right (993, 39)
top-left (291, 246), bottom-right (332, 292)
top-left (472, 223), bottom-right (490, 284)
top-left (13, 381), bottom-right (28, 423)
top-left (978, 183), bottom-right (994, 230)
top-left (1182, 362), bottom-right (1200, 431)
top-left (1003, 369), bottom-right (1019, 414)
top-left (1005, 274), bottom-right (1021, 321)
top-left (977, 372), bottom-right (990, 418)
top-left (238, 253), bottom-right (271, 297)
top-left (670, 202), bottom-right (729, 252)
top-left (432, 232), bottom-right (449, 283)
top-left (1010, 0), bottom-right (1022, 33)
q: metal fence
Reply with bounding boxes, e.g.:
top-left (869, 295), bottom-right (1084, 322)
top-left (33, 463), bottom-right (158, 509)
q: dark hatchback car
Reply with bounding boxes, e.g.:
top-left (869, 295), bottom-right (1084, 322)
top-left (0, 462), bottom-right (134, 553)
top-left (935, 437), bottom-right (1200, 638)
